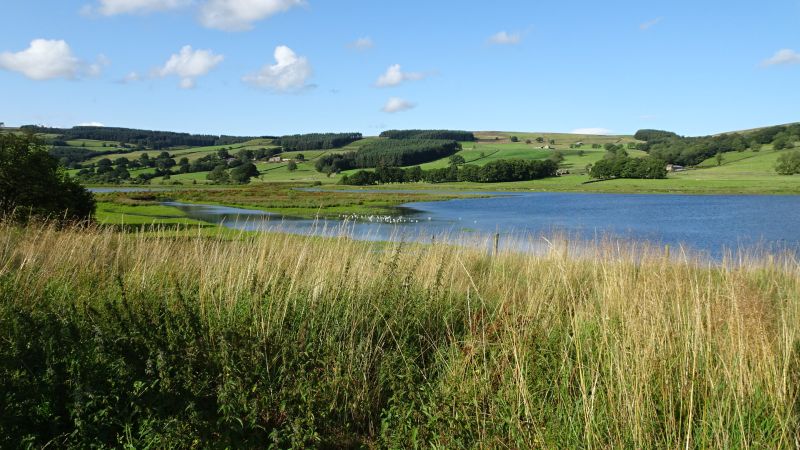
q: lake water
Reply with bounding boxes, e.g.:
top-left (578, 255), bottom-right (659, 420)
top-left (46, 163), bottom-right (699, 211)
top-left (164, 192), bottom-right (800, 259)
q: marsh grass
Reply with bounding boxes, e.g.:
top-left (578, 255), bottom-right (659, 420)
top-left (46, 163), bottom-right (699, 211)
top-left (0, 222), bottom-right (798, 448)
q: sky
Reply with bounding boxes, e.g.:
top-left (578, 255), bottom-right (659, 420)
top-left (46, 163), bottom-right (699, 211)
top-left (0, 0), bottom-right (798, 137)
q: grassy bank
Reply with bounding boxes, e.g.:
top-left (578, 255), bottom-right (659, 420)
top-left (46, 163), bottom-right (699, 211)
top-left (1, 223), bottom-right (798, 447)
top-left (92, 184), bottom-right (481, 226)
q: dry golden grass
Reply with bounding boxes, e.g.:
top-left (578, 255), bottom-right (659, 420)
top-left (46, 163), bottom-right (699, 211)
top-left (1, 222), bottom-right (798, 447)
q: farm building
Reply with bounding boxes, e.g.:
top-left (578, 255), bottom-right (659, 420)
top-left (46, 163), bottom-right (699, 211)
top-left (666, 164), bottom-right (685, 172)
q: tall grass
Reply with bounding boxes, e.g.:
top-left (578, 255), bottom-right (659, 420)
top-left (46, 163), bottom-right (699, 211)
top-left (0, 222), bottom-right (798, 448)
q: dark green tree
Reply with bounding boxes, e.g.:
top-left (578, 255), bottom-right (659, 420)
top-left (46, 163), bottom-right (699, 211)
top-left (207, 165), bottom-right (230, 184)
top-left (0, 133), bottom-right (95, 221)
top-left (449, 154), bottom-right (465, 166)
top-left (230, 162), bottom-right (260, 183)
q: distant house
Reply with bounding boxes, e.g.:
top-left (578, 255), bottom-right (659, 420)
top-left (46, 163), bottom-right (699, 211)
top-left (575, 142), bottom-right (583, 147)
top-left (268, 156), bottom-right (282, 163)
top-left (666, 164), bottom-right (685, 172)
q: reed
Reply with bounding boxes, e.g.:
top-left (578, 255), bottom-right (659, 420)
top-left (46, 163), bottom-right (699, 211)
top-left (0, 222), bottom-right (798, 448)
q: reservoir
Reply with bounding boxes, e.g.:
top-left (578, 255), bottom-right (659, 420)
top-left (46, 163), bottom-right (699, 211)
top-left (163, 192), bottom-right (800, 259)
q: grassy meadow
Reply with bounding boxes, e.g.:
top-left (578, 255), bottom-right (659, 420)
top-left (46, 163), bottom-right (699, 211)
top-left (1, 222), bottom-right (799, 447)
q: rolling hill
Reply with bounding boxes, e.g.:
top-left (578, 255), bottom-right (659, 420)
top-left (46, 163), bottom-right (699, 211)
top-left (3, 125), bottom-right (798, 193)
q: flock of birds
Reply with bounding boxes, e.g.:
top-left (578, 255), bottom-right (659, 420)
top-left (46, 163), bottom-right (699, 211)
top-left (337, 213), bottom-right (432, 224)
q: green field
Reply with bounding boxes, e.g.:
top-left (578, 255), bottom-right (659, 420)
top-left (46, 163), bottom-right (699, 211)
top-left (10, 126), bottom-right (799, 194)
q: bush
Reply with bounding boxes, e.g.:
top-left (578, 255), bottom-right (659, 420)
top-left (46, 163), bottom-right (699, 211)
top-left (775, 151), bottom-right (800, 175)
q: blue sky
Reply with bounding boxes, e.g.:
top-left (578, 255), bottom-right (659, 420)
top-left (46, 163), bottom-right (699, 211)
top-left (1, 0), bottom-right (798, 137)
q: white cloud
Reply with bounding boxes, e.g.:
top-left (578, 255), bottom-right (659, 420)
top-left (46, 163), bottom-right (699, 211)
top-left (242, 45), bottom-right (312, 92)
top-left (761, 49), bottom-right (800, 67)
top-left (348, 37), bottom-right (374, 51)
top-left (85, 0), bottom-right (191, 15)
top-left (382, 97), bottom-right (416, 113)
top-left (78, 121), bottom-right (105, 127)
top-left (199, 0), bottom-right (305, 31)
top-left (0, 39), bottom-right (101, 80)
top-left (639, 17), bottom-right (663, 31)
top-left (488, 31), bottom-right (522, 45)
top-left (375, 64), bottom-right (425, 87)
top-left (87, 54), bottom-right (111, 76)
top-left (122, 71), bottom-right (142, 83)
top-left (571, 128), bottom-right (612, 135)
top-left (155, 45), bottom-right (224, 88)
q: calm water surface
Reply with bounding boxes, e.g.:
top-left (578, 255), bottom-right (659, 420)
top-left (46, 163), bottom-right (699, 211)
top-left (164, 193), bottom-right (800, 259)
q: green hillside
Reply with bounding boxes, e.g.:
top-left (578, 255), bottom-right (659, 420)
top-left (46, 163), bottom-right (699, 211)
top-left (5, 125), bottom-right (799, 193)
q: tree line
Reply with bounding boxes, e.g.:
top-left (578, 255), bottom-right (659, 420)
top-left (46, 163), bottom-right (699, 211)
top-left (635, 124), bottom-right (800, 166)
top-left (340, 159), bottom-right (558, 185)
top-left (314, 139), bottom-right (460, 174)
top-left (378, 129), bottom-right (476, 141)
top-left (49, 146), bottom-right (136, 167)
top-left (76, 147), bottom-right (281, 184)
top-left (589, 156), bottom-right (667, 180)
top-left (274, 133), bottom-right (363, 151)
top-left (21, 125), bottom-right (258, 150)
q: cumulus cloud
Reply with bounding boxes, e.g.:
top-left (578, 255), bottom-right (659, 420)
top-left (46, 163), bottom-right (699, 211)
top-left (375, 64), bottom-right (426, 87)
top-left (382, 97), bottom-right (416, 113)
top-left (155, 45), bottom-right (224, 88)
top-left (0, 39), bottom-right (105, 80)
top-left (571, 128), bottom-right (613, 135)
top-left (348, 37), bottom-right (374, 51)
top-left (242, 45), bottom-right (312, 92)
top-left (488, 31), bottom-right (522, 45)
top-left (639, 17), bottom-right (663, 31)
top-left (761, 49), bottom-right (800, 67)
top-left (84, 0), bottom-right (190, 15)
top-left (199, 0), bottom-right (305, 31)
top-left (78, 121), bottom-right (105, 127)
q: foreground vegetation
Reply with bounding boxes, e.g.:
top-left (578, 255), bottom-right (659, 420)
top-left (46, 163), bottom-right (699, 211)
top-left (1, 223), bottom-right (798, 447)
